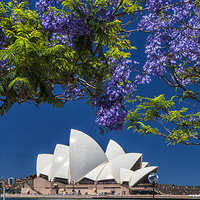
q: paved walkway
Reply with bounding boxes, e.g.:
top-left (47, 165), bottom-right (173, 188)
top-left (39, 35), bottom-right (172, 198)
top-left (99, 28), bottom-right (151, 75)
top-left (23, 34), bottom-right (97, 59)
top-left (1, 194), bottom-right (200, 199)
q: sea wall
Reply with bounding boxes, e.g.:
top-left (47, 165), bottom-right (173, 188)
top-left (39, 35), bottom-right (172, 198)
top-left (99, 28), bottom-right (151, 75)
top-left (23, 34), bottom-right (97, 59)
top-left (1, 194), bottom-right (200, 199)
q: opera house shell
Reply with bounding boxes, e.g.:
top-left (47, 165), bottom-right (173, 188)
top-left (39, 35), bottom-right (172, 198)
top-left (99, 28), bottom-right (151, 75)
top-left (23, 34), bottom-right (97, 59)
top-left (36, 129), bottom-right (158, 187)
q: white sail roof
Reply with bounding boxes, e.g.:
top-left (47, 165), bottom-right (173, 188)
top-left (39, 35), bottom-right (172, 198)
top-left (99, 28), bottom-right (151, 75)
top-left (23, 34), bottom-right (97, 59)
top-left (105, 139), bottom-right (125, 161)
top-left (37, 154), bottom-right (53, 177)
top-left (109, 153), bottom-right (142, 182)
top-left (36, 129), bottom-right (158, 187)
top-left (69, 129), bottom-right (107, 183)
top-left (130, 166), bottom-right (158, 187)
top-left (53, 160), bottom-right (69, 180)
top-left (97, 162), bottom-right (115, 181)
top-left (85, 162), bottom-right (107, 181)
top-left (49, 144), bottom-right (69, 181)
top-left (142, 162), bottom-right (150, 168)
top-left (120, 168), bottom-right (133, 184)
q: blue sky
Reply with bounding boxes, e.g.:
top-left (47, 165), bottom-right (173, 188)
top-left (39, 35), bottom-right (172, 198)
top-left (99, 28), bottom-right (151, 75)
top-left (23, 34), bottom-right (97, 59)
top-left (0, 0), bottom-right (200, 187)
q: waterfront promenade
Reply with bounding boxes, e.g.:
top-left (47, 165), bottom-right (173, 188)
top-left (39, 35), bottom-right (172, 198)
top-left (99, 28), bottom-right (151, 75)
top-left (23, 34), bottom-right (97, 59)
top-left (1, 194), bottom-right (200, 199)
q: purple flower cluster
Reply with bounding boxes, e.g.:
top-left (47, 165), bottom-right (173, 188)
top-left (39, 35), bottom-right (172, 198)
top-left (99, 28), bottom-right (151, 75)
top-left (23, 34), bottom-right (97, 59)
top-left (138, 0), bottom-right (200, 86)
top-left (146, 0), bottom-right (168, 12)
top-left (0, 26), bottom-right (8, 69)
top-left (36, 1), bottom-right (90, 49)
top-left (112, 0), bottom-right (118, 8)
top-left (35, 0), bottom-right (116, 50)
top-left (0, 58), bottom-right (8, 69)
top-left (34, 0), bottom-right (134, 132)
top-left (0, 26), bottom-right (7, 49)
top-left (188, 116), bottom-right (198, 122)
top-left (62, 84), bottom-right (81, 99)
top-left (94, 57), bottom-right (135, 131)
top-left (40, 9), bottom-right (64, 32)
top-left (50, 33), bottom-right (68, 46)
top-left (135, 74), bottom-right (151, 84)
top-left (56, 12), bottom-right (92, 49)
top-left (35, 0), bottom-right (64, 16)
top-left (35, 0), bottom-right (53, 16)
top-left (94, 8), bottom-right (116, 22)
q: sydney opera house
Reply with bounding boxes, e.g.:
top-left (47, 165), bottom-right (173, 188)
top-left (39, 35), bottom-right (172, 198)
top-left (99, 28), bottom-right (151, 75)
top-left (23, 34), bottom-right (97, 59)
top-left (21, 129), bottom-right (158, 195)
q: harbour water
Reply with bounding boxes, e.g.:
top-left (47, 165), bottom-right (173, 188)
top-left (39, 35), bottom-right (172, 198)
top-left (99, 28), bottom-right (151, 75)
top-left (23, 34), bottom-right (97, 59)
top-left (1, 195), bottom-right (200, 200)
top-left (1, 198), bottom-right (200, 200)
top-left (0, 198), bottom-right (196, 200)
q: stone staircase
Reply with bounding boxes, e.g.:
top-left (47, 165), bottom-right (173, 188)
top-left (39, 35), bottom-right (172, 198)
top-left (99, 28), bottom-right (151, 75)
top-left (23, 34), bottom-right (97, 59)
top-left (26, 182), bottom-right (42, 195)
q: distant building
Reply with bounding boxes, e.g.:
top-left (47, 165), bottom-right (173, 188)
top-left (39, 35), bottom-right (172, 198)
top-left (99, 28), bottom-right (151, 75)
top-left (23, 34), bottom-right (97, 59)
top-left (21, 129), bottom-right (158, 195)
top-left (8, 177), bottom-right (16, 185)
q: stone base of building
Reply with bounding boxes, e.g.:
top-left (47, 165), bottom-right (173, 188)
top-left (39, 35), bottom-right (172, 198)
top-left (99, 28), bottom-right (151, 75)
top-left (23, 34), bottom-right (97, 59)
top-left (21, 177), bottom-right (130, 195)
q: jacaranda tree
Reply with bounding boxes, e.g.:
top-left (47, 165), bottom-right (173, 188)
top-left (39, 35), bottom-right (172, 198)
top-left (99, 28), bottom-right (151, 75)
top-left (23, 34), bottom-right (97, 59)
top-left (1, 0), bottom-right (200, 145)
top-left (125, 0), bottom-right (200, 145)
top-left (0, 0), bottom-right (141, 133)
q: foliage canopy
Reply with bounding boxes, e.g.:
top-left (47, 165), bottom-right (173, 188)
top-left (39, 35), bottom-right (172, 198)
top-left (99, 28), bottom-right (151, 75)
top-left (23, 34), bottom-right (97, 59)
top-left (1, 0), bottom-right (200, 145)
